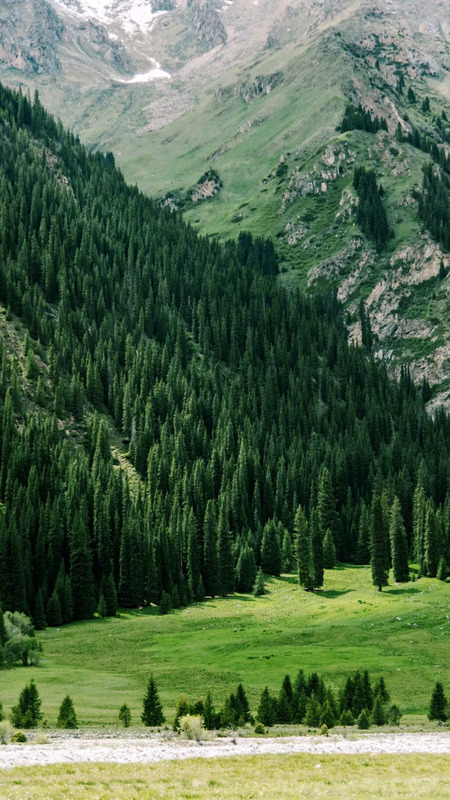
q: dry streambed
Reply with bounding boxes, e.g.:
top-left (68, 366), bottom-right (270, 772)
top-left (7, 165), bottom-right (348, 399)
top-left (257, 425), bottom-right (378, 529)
top-left (1, 732), bottom-right (450, 769)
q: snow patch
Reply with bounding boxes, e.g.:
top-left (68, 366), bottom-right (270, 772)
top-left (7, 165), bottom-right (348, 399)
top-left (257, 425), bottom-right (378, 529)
top-left (119, 67), bottom-right (171, 83)
top-left (50, 0), bottom-right (168, 35)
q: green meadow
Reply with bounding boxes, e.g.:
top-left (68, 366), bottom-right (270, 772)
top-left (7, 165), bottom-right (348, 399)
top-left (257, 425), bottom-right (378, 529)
top-left (1, 566), bottom-right (449, 726)
top-left (2, 755), bottom-right (450, 800)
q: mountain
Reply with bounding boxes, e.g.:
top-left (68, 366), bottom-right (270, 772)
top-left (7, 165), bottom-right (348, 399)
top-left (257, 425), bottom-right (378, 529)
top-left (4, 0), bottom-right (450, 404)
top-left (1, 82), bottom-right (449, 625)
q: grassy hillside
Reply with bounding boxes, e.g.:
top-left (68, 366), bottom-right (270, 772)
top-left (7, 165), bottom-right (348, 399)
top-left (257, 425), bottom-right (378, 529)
top-left (1, 566), bottom-right (449, 726)
top-left (2, 755), bottom-right (450, 800)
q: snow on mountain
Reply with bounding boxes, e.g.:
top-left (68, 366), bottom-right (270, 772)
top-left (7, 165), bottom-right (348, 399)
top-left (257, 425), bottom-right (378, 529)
top-left (50, 0), bottom-right (168, 35)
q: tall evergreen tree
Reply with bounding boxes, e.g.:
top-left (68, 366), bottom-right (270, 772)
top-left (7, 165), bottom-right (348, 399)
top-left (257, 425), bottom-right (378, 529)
top-left (294, 506), bottom-right (314, 590)
top-left (389, 497), bottom-right (409, 582)
top-left (371, 494), bottom-right (389, 591)
top-left (141, 675), bottom-right (165, 726)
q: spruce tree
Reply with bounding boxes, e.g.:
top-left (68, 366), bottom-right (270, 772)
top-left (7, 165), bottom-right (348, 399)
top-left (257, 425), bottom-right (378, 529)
top-left (57, 695), bottom-right (78, 729)
top-left (370, 695), bottom-right (386, 726)
top-left (253, 567), bottom-right (265, 596)
top-left (257, 687), bottom-right (275, 727)
top-left (260, 520), bottom-right (282, 576)
top-left (428, 681), bottom-right (447, 721)
top-left (33, 588), bottom-right (47, 631)
top-left (235, 544), bottom-right (256, 592)
top-left (370, 495), bottom-right (389, 591)
top-left (141, 675), bottom-right (165, 726)
top-left (389, 497), bottom-right (409, 582)
top-left (203, 691), bottom-right (217, 730)
top-left (424, 505), bottom-right (440, 578)
top-left (310, 508), bottom-right (324, 587)
top-left (294, 505), bottom-right (314, 590)
top-left (281, 529), bottom-right (294, 573)
top-left (322, 529), bottom-right (336, 569)
top-left (217, 499), bottom-right (235, 596)
top-left (203, 500), bottom-right (219, 598)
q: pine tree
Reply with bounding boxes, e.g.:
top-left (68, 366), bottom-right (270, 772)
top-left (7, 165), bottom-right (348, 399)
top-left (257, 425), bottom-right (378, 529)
top-left (370, 495), bottom-right (389, 591)
top-left (294, 505), bottom-right (314, 590)
top-left (141, 675), bottom-right (165, 726)
top-left (253, 567), bottom-right (265, 596)
top-left (317, 467), bottom-right (337, 546)
top-left (310, 508), bottom-right (324, 587)
top-left (305, 695), bottom-right (321, 727)
top-left (357, 709), bottom-right (370, 729)
top-left (437, 556), bottom-right (447, 581)
top-left (428, 681), bottom-right (447, 721)
top-left (424, 505), bottom-right (440, 578)
top-left (57, 695), bottom-right (78, 729)
top-left (33, 588), bottom-right (47, 631)
top-left (357, 504), bottom-right (371, 564)
top-left (217, 499), bottom-right (235, 596)
top-left (235, 544), bottom-right (256, 592)
top-left (98, 593), bottom-right (107, 618)
top-left (203, 691), bottom-right (216, 730)
top-left (260, 520), bottom-right (282, 576)
top-left (281, 529), bottom-right (294, 573)
top-left (389, 497), bottom-right (409, 582)
top-left (203, 500), bottom-right (219, 598)
top-left (46, 591), bottom-right (62, 627)
top-left (370, 695), bottom-right (386, 726)
top-left (323, 529), bottom-right (336, 569)
top-left (257, 687), bottom-right (275, 727)
top-left (11, 680), bottom-right (42, 728)
top-left (320, 701), bottom-right (336, 729)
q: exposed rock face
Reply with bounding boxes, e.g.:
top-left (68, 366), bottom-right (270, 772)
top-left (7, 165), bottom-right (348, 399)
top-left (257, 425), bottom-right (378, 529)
top-left (0, 0), bottom-right (63, 73)
top-left (186, 0), bottom-right (227, 49)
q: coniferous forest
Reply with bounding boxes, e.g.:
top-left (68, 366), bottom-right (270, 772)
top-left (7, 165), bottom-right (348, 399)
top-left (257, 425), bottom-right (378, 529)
top-left (1, 83), bottom-right (450, 628)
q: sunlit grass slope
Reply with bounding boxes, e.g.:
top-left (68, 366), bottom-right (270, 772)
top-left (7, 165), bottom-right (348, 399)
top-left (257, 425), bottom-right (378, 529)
top-left (1, 567), bottom-right (449, 725)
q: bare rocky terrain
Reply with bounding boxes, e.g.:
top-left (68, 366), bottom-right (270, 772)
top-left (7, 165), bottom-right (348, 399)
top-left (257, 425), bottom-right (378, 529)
top-left (2, 731), bottom-right (450, 769)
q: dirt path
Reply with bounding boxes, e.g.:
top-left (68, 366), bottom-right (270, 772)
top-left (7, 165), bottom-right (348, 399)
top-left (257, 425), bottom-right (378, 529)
top-left (1, 732), bottom-right (450, 769)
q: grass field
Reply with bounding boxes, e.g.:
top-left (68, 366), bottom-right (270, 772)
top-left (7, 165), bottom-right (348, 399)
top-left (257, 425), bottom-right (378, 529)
top-left (2, 755), bottom-right (450, 799)
top-left (1, 566), bottom-right (449, 726)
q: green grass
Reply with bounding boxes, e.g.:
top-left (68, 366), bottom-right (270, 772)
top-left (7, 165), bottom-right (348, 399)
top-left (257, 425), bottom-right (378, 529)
top-left (1, 567), bottom-right (449, 726)
top-left (2, 755), bottom-right (450, 799)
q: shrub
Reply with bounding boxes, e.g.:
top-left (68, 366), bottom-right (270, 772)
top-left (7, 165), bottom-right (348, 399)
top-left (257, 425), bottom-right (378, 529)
top-left (321, 724), bottom-right (328, 736)
top-left (178, 715), bottom-right (205, 741)
top-left (254, 722), bottom-right (265, 734)
top-left (118, 704), bottom-right (131, 728)
top-left (11, 731), bottom-right (27, 743)
top-left (0, 720), bottom-right (13, 745)
top-left (35, 731), bottom-right (49, 744)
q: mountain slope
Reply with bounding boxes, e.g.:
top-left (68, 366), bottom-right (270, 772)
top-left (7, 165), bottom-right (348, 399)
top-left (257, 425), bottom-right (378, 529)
top-left (3, 1), bottom-right (450, 399)
top-left (1, 83), bottom-right (450, 628)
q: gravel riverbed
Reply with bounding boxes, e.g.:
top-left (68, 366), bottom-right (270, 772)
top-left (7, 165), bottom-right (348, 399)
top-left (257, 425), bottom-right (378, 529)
top-left (1, 732), bottom-right (450, 769)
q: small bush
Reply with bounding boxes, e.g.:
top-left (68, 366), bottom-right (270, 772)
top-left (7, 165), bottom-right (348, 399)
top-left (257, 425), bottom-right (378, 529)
top-left (254, 722), bottom-right (265, 735)
top-left (0, 721), bottom-right (13, 745)
top-left (321, 724), bottom-right (328, 736)
top-left (35, 731), bottom-right (49, 744)
top-left (11, 731), bottom-right (27, 743)
top-left (118, 704), bottom-right (131, 728)
top-left (178, 715), bottom-right (205, 741)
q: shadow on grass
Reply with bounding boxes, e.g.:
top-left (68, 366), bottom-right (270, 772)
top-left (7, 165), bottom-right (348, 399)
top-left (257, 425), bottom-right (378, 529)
top-left (385, 586), bottom-right (423, 596)
top-left (277, 574), bottom-right (298, 585)
top-left (315, 589), bottom-right (353, 599)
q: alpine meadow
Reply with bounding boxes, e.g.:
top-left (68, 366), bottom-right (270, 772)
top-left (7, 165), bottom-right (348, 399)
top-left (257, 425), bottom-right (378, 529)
top-left (0, 0), bottom-right (450, 796)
